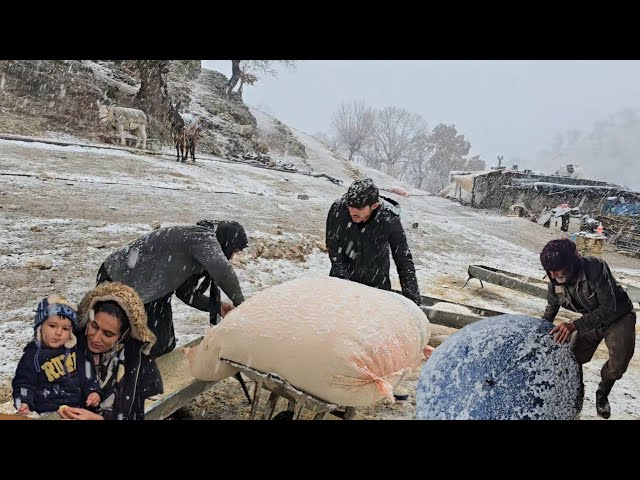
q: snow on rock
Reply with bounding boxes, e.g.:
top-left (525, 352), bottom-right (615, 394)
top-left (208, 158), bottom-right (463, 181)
top-left (416, 314), bottom-right (582, 420)
top-left (25, 257), bottom-right (54, 270)
top-left (430, 302), bottom-right (474, 315)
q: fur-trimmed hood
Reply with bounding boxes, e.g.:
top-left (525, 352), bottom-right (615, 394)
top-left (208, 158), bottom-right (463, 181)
top-left (77, 282), bottom-right (156, 354)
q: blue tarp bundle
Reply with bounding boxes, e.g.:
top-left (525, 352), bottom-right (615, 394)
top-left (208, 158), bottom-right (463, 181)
top-left (602, 199), bottom-right (640, 216)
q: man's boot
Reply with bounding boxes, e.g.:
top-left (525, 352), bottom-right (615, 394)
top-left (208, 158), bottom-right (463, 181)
top-left (393, 386), bottom-right (409, 401)
top-left (595, 381), bottom-right (614, 419)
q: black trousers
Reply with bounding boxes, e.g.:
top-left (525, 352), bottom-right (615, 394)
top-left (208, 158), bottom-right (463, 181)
top-left (573, 312), bottom-right (636, 394)
top-left (144, 293), bottom-right (176, 359)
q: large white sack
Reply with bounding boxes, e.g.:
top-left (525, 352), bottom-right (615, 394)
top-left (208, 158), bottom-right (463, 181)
top-left (187, 276), bottom-right (431, 407)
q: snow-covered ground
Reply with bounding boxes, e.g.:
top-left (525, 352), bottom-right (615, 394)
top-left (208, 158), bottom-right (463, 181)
top-left (1, 128), bottom-right (638, 420)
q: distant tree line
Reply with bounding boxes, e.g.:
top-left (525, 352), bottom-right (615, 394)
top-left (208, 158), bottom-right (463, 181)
top-left (537, 108), bottom-right (640, 190)
top-left (319, 100), bottom-right (486, 193)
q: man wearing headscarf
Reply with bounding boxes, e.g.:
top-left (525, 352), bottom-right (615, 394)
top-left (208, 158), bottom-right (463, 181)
top-left (96, 220), bottom-right (249, 358)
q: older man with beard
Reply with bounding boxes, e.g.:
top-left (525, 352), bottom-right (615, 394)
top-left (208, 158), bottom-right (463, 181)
top-left (540, 238), bottom-right (636, 419)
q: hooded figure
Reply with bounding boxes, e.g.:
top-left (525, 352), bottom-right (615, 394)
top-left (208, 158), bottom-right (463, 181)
top-left (75, 281), bottom-right (163, 420)
top-left (540, 238), bottom-right (635, 419)
top-left (196, 220), bottom-right (249, 259)
top-left (96, 220), bottom-right (249, 357)
top-left (12, 295), bottom-right (101, 414)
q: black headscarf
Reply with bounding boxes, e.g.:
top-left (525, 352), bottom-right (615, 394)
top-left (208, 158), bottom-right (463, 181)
top-left (196, 220), bottom-right (249, 259)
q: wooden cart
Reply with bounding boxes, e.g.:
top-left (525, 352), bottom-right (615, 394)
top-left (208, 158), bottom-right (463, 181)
top-left (222, 359), bottom-right (356, 420)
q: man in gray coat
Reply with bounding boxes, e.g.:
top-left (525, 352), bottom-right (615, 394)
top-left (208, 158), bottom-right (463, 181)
top-left (97, 220), bottom-right (248, 358)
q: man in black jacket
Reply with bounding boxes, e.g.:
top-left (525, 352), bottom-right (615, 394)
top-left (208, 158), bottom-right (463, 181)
top-left (326, 179), bottom-right (421, 401)
top-left (325, 178), bottom-right (421, 305)
top-left (97, 220), bottom-right (249, 358)
top-left (540, 238), bottom-right (636, 419)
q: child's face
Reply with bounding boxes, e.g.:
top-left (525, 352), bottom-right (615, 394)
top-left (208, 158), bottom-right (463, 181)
top-left (40, 316), bottom-right (73, 348)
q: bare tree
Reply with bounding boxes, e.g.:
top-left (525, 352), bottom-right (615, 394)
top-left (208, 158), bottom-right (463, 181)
top-left (359, 144), bottom-right (384, 170)
top-left (422, 123), bottom-right (471, 193)
top-left (134, 60), bottom-right (171, 118)
top-left (465, 154), bottom-right (486, 171)
top-left (237, 70), bottom-right (257, 98)
top-left (225, 60), bottom-right (242, 97)
top-left (226, 60), bottom-right (297, 99)
top-left (243, 60), bottom-right (296, 78)
top-left (132, 60), bottom-right (175, 141)
top-left (330, 100), bottom-right (376, 161)
top-left (373, 106), bottom-right (427, 172)
top-left (402, 132), bottom-right (435, 188)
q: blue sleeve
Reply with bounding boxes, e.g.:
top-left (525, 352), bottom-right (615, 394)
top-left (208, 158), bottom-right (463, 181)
top-left (11, 347), bottom-right (37, 409)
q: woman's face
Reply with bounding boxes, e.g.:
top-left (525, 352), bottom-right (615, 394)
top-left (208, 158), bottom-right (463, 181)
top-left (86, 311), bottom-right (122, 353)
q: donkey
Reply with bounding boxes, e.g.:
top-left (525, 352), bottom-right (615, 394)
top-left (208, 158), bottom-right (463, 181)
top-left (181, 115), bottom-right (203, 163)
top-left (97, 100), bottom-right (148, 149)
top-left (168, 101), bottom-right (202, 163)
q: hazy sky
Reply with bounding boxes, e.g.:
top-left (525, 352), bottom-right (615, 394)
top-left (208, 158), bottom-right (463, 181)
top-left (202, 60), bottom-right (640, 169)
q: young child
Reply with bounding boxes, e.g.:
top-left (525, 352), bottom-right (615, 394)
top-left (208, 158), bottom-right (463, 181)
top-left (12, 295), bottom-right (101, 414)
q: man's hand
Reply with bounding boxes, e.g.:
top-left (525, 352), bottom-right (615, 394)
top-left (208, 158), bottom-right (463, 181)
top-left (423, 346), bottom-right (435, 360)
top-left (220, 302), bottom-right (235, 318)
top-left (58, 406), bottom-right (104, 420)
top-left (86, 392), bottom-right (101, 407)
top-left (550, 322), bottom-right (576, 344)
top-left (17, 404), bottom-right (30, 415)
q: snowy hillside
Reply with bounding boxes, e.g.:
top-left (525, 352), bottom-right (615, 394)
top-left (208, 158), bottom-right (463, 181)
top-left (1, 96), bottom-right (639, 420)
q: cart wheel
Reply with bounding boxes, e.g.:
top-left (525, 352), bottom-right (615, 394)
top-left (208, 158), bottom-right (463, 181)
top-left (272, 410), bottom-right (294, 421)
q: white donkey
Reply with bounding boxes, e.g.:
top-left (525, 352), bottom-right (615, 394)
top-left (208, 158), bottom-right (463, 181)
top-left (96, 100), bottom-right (148, 149)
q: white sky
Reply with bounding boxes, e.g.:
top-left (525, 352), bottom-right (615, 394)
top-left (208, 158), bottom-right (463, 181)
top-left (203, 60), bottom-right (640, 170)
